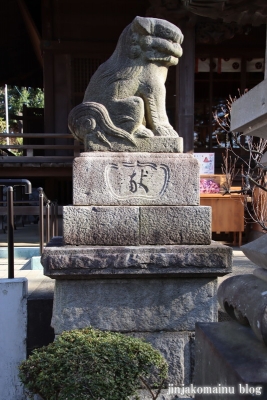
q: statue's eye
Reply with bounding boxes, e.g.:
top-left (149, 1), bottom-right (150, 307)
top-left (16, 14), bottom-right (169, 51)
top-left (131, 33), bottom-right (139, 44)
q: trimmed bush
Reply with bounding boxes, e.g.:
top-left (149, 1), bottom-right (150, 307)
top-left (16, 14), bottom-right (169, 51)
top-left (19, 328), bottom-right (168, 400)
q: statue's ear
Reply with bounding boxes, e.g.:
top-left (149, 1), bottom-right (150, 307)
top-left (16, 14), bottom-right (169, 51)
top-left (132, 16), bottom-right (153, 35)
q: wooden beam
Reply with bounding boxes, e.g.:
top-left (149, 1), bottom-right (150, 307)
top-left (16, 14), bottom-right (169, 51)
top-left (0, 134), bottom-right (73, 138)
top-left (0, 167), bottom-right (72, 178)
top-left (0, 156), bottom-right (74, 163)
top-left (0, 69), bottom-right (41, 88)
top-left (0, 145), bottom-right (81, 150)
top-left (196, 45), bottom-right (265, 58)
top-left (0, 206), bottom-right (63, 216)
top-left (43, 52), bottom-right (55, 134)
top-left (54, 54), bottom-right (72, 135)
top-left (41, 40), bottom-right (115, 55)
top-left (42, 0), bottom-right (53, 39)
top-left (182, 0), bottom-right (267, 26)
top-left (17, 0), bottom-right (43, 68)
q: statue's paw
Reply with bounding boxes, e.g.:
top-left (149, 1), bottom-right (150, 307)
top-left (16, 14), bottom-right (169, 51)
top-left (133, 126), bottom-right (154, 138)
top-left (155, 125), bottom-right (178, 137)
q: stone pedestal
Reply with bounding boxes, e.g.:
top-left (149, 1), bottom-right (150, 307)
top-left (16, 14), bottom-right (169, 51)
top-left (43, 238), bottom-right (231, 386)
top-left (42, 151), bottom-right (232, 392)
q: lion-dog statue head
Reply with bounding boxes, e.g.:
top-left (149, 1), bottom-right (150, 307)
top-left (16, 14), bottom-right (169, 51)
top-left (68, 16), bottom-right (183, 148)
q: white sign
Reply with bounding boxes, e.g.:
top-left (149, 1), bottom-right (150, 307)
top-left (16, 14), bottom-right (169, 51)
top-left (193, 153), bottom-right (214, 174)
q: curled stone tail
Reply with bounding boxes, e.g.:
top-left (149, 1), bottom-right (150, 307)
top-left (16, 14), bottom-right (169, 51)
top-left (68, 102), bottom-right (136, 147)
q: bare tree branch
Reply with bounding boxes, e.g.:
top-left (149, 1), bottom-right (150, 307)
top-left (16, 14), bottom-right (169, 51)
top-left (213, 92), bottom-right (267, 232)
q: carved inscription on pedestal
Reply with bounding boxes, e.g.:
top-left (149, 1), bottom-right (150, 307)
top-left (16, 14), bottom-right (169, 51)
top-left (105, 161), bottom-right (169, 200)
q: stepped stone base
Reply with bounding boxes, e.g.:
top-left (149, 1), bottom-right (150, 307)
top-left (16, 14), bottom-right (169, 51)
top-left (44, 146), bottom-right (232, 391)
top-left (42, 239), bottom-right (232, 387)
top-left (63, 205), bottom-right (211, 245)
top-left (42, 237), bottom-right (232, 279)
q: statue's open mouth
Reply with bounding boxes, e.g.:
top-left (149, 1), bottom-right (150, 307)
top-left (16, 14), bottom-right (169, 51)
top-left (148, 55), bottom-right (179, 66)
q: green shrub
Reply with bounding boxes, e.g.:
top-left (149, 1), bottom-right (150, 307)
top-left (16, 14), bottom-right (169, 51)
top-left (19, 328), bottom-right (168, 400)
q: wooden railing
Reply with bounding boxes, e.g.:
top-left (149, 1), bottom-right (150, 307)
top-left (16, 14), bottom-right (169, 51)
top-left (0, 133), bottom-right (83, 162)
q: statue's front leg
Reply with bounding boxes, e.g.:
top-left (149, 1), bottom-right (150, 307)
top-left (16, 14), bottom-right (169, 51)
top-left (110, 97), bottom-right (154, 138)
top-left (143, 88), bottom-right (178, 137)
top-left (153, 122), bottom-right (178, 137)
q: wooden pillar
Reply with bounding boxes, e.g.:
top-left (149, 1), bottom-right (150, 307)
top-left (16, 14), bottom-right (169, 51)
top-left (54, 54), bottom-right (72, 155)
top-left (43, 52), bottom-right (55, 134)
top-left (208, 56), bottom-right (213, 152)
top-left (54, 54), bottom-right (72, 135)
top-left (42, 0), bottom-right (55, 134)
top-left (175, 23), bottom-right (195, 153)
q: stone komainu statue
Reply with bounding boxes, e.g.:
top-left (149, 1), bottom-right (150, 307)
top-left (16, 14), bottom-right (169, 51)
top-left (68, 16), bottom-right (183, 148)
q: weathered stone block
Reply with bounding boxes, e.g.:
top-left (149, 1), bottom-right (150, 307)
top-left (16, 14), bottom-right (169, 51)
top-left (140, 206), bottom-right (211, 245)
top-left (73, 153), bottom-right (199, 206)
top-left (63, 205), bottom-right (211, 246)
top-left (195, 322), bottom-right (267, 399)
top-left (85, 136), bottom-right (183, 153)
top-left (253, 267), bottom-right (267, 283)
top-left (241, 234), bottom-right (267, 269)
top-left (128, 331), bottom-right (194, 387)
top-left (63, 205), bottom-right (139, 245)
top-left (218, 274), bottom-right (267, 345)
top-left (42, 237), bottom-right (232, 279)
top-left (51, 278), bottom-right (217, 335)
